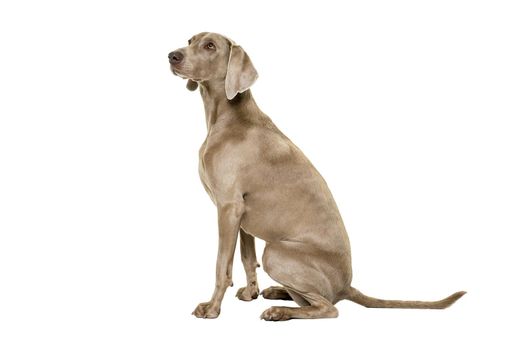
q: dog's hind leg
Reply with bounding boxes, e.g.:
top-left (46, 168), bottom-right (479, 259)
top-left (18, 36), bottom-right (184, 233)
top-left (260, 242), bottom-right (340, 321)
top-left (260, 288), bottom-right (338, 321)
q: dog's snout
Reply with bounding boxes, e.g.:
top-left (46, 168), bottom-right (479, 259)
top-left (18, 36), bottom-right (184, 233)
top-left (168, 50), bottom-right (184, 64)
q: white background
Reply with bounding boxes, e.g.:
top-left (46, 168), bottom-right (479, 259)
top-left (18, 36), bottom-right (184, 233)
top-left (1, 0), bottom-right (524, 349)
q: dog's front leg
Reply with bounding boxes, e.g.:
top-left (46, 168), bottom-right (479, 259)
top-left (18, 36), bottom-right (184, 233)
top-left (192, 201), bottom-right (244, 318)
top-left (235, 229), bottom-right (260, 301)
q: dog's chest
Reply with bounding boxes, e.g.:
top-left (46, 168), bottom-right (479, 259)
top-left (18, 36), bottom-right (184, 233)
top-left (198, 140), bottom-right (216, 204)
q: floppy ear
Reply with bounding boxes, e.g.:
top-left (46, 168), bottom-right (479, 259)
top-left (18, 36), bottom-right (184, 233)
top-left (186, 79), bottom-right (198, 91)
top-left (225, 45), bottom-right (258, 100)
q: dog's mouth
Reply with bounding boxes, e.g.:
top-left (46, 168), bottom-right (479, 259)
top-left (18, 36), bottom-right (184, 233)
top-left (170, 66), bottom-right (201, 84)
top-left (170, 65), bottom-right (187, 78)
top-left (170, 64), bottom-right (200, 92)
top-left (172, 67), bottom-right (200, 82)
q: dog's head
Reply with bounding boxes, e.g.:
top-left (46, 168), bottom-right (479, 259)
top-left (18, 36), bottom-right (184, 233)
top-left (168, 32), bottom-right (258, 100)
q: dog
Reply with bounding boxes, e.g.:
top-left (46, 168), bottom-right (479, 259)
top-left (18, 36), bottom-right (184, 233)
top-left (168, 32), bottom-right (465, 320)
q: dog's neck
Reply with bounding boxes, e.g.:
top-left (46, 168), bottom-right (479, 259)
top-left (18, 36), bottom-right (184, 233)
top-left (199, 79), bottom-right (259, 131)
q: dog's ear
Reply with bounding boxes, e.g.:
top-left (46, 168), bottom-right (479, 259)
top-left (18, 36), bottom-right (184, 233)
top-left (225, 45), bottom-right (258, 100)
top-left (186, 79), bottom-right (198, 91)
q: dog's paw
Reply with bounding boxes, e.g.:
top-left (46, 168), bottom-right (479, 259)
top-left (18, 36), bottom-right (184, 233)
top-left (261, 286), bottom-right (293, 300)
top-left (236, 283), bottom-right (259, 301)
top-left (260, 306), bottom-right (291, 321)
top-left (192, 301), bottom-right (220, 319)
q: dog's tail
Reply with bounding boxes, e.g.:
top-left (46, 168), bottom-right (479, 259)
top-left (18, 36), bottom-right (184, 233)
top-left (345, 287), bottom-right (466, 309)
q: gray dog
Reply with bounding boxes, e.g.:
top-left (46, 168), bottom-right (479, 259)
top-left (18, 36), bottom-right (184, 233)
top-left (168, 32), bottom-right (465, 321)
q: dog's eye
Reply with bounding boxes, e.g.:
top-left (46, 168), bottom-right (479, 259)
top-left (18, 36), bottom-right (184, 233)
top-left (205, 42), bottom-right (215, 50)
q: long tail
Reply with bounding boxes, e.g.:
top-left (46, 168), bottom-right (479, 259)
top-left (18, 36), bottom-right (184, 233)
top-left (346, 287), bottom-right (466, 309)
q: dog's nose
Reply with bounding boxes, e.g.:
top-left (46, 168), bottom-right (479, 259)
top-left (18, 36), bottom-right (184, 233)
top-left (168, 50), bottom-right (184, 64)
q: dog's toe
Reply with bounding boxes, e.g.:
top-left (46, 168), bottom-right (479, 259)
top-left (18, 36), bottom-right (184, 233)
top-left (236, 284), bottom-right (259, 301)
top-left (260, 306), bottom-right (290, 321)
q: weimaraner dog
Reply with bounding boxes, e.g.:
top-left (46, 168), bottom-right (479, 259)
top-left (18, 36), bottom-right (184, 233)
top-left (168, 32), bottom-right (465, 321)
